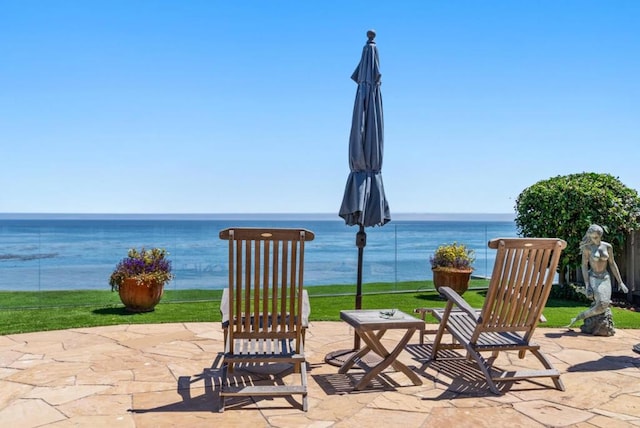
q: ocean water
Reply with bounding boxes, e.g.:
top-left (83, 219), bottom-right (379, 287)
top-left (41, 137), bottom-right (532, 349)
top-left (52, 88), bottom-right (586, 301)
top-left (0, 216), bottom-right (517, 291)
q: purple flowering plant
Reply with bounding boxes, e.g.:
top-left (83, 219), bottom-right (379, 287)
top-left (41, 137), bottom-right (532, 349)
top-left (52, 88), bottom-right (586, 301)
top-left (429, 242), bottom-right (475, 272)
top-left (109, 248), bottom-right (174, 291)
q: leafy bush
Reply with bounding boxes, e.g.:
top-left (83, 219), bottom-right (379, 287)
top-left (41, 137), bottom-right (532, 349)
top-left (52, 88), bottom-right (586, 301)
top-left (514, 172), bottom-right (640, 283)
top-left (548, 283), bottom-right (591, 303)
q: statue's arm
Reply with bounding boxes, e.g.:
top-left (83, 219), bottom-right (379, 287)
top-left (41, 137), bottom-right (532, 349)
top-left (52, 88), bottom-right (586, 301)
top-left (581, 250), bottom-right (590, 285)
top-left (606, 243), bottom-right (628, 293)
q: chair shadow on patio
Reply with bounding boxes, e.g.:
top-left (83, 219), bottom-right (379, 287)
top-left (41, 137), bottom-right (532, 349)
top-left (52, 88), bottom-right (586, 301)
top-left (128, 353), bottom-right (314, 413)
top-left (404, 343), bottom-right (562, 398)
top-left (128, 352), bottom-right (223, 414)
top-left (404, 343), bottom-right (507, 397)
top-left (312, 371), bottom-right (405, 395)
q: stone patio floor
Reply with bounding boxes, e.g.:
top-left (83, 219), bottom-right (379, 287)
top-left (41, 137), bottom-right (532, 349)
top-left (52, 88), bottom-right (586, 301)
top-left (1, 321), bottom-right (640, 427)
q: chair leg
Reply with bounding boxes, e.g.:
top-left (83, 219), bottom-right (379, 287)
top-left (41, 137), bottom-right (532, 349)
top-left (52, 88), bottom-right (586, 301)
top-left (301, 361), bottom-right (308, 411)
top-left (430, 303), bottom-right (454, 360)
top-left (530, 349), bottom-right (566, 391)
top-left (464, 346), bottom-right (501, 395)
top-left (218, 363), bottom-right (227, 413)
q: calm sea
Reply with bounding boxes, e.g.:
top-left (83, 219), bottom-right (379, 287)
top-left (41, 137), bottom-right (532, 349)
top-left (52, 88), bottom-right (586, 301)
top-left (0, 214), bottom-right (517, 292)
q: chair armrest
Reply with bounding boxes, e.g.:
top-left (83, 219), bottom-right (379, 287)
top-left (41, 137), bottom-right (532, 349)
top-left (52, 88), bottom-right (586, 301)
top-left (414, 307), bottom-right (433, 321)
top-left (438, 286), bottom-right (479, 321)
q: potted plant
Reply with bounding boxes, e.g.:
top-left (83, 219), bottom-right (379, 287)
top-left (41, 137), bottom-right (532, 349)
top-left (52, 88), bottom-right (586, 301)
top-left (429, 242), bottom-right (475, 295)
top-left (109, 248), bottom-right (174, 312)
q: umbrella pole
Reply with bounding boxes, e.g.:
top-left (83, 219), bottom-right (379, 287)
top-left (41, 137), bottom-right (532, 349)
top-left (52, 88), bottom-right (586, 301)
top-left (323, 225), bottom-right (380, 366)
top-left (354, 225), bottom-right (366, 349)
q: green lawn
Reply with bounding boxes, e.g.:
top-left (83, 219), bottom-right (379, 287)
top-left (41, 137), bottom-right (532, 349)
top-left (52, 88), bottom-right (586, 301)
top-left (1, 281), bottom-right (638, 335)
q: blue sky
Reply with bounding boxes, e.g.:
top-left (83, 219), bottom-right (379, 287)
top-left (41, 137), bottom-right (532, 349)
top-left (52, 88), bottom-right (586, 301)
top-left (1, 1), bottom-right (638, 215)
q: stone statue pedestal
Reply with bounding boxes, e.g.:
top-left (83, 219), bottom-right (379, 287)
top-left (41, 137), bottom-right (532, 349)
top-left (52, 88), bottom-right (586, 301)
top-left (581, 308), bottom-right (615, 336)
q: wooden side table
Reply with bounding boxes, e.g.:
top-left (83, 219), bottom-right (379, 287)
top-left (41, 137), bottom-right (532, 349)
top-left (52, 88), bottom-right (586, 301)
top-left (338, 309), bottom-right (424, 390)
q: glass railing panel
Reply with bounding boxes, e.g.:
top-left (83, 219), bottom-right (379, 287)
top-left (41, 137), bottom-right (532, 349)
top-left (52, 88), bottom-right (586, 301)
top-left (0, 217), bottom-right (518, 307)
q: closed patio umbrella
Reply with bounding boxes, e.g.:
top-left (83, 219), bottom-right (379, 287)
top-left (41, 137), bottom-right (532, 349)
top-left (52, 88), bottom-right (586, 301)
top-left (327, 30), bottom-right (391, 364)
top-left (339, 29), bottom-right (391, 312)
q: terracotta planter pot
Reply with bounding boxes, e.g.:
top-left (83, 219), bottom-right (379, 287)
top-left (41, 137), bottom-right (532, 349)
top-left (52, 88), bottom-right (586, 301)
top-left (118, 278), bottom-right (164, 312)
top-left (432, 268), bottom-right (472, 295)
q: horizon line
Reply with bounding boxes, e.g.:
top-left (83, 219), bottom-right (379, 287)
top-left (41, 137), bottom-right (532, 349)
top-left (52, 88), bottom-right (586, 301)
top-left (0, 212), bottom-right (516, 221)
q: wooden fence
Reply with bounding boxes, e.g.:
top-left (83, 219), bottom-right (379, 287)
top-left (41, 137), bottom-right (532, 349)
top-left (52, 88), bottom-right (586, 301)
top-left (620, 230), bottom-right (640, 295)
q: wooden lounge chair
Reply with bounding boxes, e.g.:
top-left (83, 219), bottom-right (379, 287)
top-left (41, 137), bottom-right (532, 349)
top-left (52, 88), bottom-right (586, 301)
top-left (421, 237), bottom-right (566, 394)
top-left (218, 227), bottom-right (314, 412)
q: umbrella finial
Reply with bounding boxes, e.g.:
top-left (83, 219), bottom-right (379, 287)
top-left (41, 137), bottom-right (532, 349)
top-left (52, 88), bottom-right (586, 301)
top-left (367, 29), bottom-right (376, 42)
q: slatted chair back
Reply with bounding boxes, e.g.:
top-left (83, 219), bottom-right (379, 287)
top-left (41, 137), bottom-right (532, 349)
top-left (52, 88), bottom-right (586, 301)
top-left (415, 237), bottom-right (567, 394)
top-left (219, 227), bottom-right (314, 356)
top-left (474, 237), bottom-right (566, 344)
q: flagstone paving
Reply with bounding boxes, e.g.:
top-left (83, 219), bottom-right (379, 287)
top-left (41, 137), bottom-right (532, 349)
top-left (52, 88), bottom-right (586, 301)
top-left (1, 321), bottom-right (639, 427)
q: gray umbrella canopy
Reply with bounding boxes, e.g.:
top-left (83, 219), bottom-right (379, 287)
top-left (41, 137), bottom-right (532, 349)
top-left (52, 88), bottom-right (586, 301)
top-left (339, 30), bottom-right (390, 314)
top-left (339, 30), bottom-right (391, 228)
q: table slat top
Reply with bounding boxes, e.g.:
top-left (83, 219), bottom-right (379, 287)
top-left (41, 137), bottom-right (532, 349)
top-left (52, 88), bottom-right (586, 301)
top-left (340, 309), bottom-right (424, 330)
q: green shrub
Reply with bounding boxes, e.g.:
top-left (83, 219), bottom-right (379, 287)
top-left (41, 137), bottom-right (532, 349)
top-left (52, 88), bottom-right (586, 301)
top-left (548, 283), bottom-right (591, 304)
top-left (514, 172), bottom-right (640, 284)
